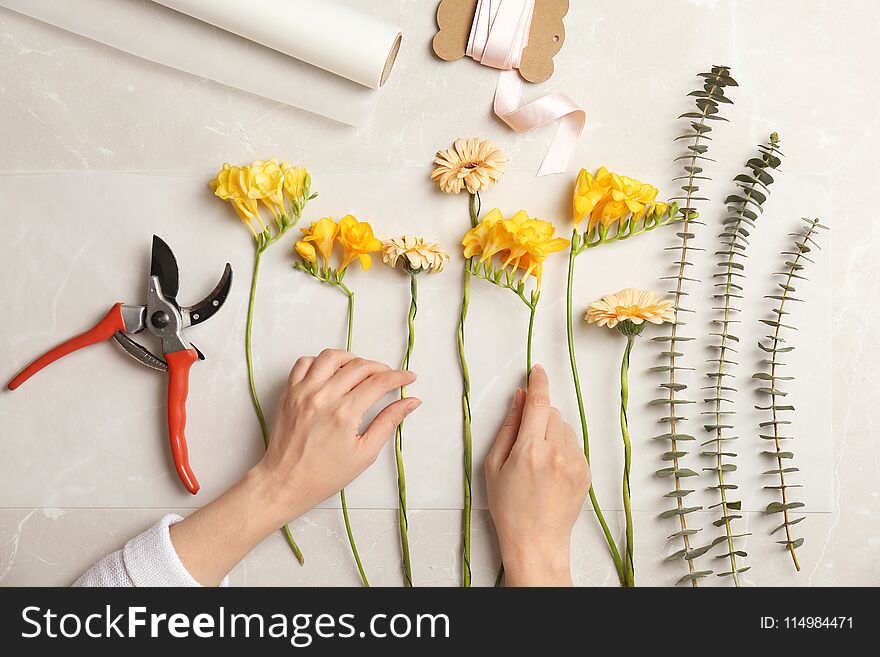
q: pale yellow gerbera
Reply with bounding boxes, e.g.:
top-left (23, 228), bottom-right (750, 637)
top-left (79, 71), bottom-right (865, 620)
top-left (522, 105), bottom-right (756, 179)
top-left (431, 138), bottom-right (507, 195)
top-left (586, 288), bottom-right (675, 329)
top-left (382, 236), bottom-right (450, 274)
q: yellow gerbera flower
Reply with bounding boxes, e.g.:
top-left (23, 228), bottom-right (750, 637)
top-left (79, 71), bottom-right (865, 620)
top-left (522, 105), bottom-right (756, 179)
top-left (296, 217), bottom-right (338, 267)
top-left (337, 215), bottom-right (382, 271)
top-left (431, 138), bottom-right (508, 195)
top-left (382, 236), bottom-right (450, 273)
top-left (585, 288), bottom-right (676, 329)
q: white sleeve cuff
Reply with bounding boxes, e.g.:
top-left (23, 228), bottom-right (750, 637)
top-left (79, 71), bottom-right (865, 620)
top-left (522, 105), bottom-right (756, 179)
top-left (122, 513), bottom-right (230, 588)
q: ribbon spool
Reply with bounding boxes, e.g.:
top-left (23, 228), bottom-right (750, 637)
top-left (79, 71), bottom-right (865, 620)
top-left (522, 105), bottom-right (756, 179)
top-left (465, 0), bottom-right (585, 176)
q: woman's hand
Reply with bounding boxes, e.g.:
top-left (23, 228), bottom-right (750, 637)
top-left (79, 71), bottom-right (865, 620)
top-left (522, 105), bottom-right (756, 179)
top-left (484, 365), bottom-right (590, 587)
top-left (256, 348), bottom-right (420, 525)
top-left (170, 350), bottom-right (418, 586)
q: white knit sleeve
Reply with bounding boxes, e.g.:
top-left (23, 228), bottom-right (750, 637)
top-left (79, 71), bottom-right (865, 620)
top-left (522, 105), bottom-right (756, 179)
top-left (72, 514), bottom-right (229, 587)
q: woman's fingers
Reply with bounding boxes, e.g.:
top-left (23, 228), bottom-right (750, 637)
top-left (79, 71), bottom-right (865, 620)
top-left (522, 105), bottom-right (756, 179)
top-left (360, 397), bottom-right (422, 459)
top-left (564, 421), bottom-right (579, 448)
top-left (486, 388), bottom-right (525, 473)
top-left (546, 406), bottom-right (564, 442)
top-left (516, 364), bottom-right (552, 444)
top-left (347, 369), bottom-right (417, 414)
top-left (288, 356), bottom-right (315, 386)
top-left (329, 357), bottom-right (390, 394)
top-left (304, 348), bottom-right (358, 382)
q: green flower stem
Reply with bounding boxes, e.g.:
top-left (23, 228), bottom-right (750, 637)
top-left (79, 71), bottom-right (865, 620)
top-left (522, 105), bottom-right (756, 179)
top-left (247, 247), bottom-right (270, 449)
top-left (565, 233), bottom-right (626, 586)
top-left (246, 243), bottom-right (304, 565)
top-left (526, 295), bottom-right (537, 373)
top-left (619, 334), bottom-right (636, 587)
top-left (393, 274), bottom-right (418, 587)
top-left (458, 191), bottom-right (480, 587)
top-left (338, 281), bottom-right (370, 588)
top-left (292, 262), bottom-right (370, 585)
top-left (496, 292), bottom-right (540, 588)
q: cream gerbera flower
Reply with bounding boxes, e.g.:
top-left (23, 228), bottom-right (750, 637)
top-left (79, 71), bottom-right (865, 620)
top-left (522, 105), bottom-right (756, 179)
top-left (586, 288), bottom-right (675, 330)
top-left (383, 235), bottom-right (450, 273)
top-left (431, 138), bottom-right (508, 195)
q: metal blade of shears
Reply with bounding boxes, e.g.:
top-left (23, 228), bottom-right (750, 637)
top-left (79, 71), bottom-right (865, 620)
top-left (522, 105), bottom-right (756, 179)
top-left (150, 235), bottom-right (180, 304)
top-left (181, 263), bottom-right (233, 328)
top-left (112, 332), bottom-right (168, 372)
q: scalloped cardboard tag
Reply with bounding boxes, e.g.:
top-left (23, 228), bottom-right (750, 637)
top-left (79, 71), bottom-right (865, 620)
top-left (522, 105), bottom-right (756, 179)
top-left (432, 0), bottom-right (568, 84)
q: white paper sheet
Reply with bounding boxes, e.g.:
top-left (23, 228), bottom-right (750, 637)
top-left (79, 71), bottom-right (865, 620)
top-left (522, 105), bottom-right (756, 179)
top-left (0, 0), bottom-right (380, 126)
top-left (0, 171), bottom-right (831, 515)
top-left (153, 0), bottom-right (402, 89)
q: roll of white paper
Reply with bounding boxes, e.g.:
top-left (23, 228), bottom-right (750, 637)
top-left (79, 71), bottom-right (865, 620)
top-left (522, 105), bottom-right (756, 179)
top-left (153, 0), bottom-right (403, 89)
top-left (0, 0), bottom-right (386, 126)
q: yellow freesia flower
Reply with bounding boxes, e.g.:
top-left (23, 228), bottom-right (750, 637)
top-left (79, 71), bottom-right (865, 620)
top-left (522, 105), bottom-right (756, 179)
top-left (595, 173), bottom-right (661, 225)
top-left (462, 207), bottom-right (505, 261)
top-left (572, 167), bottom-right (613, 227)
top-left (282, 163), bottom-right (309, 201)
top-left (573, 167), bottom-right (668, 231)
top-left (297, 217), bottom-right (339, 267)
top-left (249, 159), bottom-right (286, 215)
top-left (499, 211), bottom-right (569, 285)
top-left (336, 215), bottom-right (382, 271)
top-left (210, 163), bottom-right (264, 234)
top-left (461, 209), bottom-right (569, 287)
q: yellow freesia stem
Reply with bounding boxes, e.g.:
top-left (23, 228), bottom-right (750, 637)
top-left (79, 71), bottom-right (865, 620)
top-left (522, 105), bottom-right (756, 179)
top-left (565, 232), bottom-right (626, 586)
top-left (336, 281), bottom-right (370, 588)
top-left (394, 274), bottom-right (417, 587)
top-left (495, 291), bottom-right (540, 588)
top-left (620, 335), bottom-right (636, 587)
top-left (247, 247), bottom-right (270, 449)
top-left (246, 244), bottom-right (305, 565)
top-left (458, 191), bottom-right (480, 587)
top-left (526, 296), bottom-right (537, 373)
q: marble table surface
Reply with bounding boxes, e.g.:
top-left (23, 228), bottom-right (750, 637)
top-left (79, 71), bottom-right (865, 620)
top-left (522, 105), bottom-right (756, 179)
top-left (0, 0), bottom-right (877, 587)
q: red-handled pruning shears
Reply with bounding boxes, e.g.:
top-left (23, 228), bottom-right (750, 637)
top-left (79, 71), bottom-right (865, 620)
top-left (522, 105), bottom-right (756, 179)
top-left (7, 236), bottom-right (233, 495)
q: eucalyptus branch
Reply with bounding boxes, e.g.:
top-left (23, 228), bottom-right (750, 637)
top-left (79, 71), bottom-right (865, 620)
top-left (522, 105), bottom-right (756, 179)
top-left (654, 65), bottom-right (737, 586)
top-left (754, 217), bottom-right (828, 571)
top-left (702, 134), bottom-right (783, 586)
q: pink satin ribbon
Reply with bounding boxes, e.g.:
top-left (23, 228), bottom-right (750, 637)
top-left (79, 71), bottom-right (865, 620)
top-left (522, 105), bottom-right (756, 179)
top-left (466, 0), bottom-right (585, 176)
